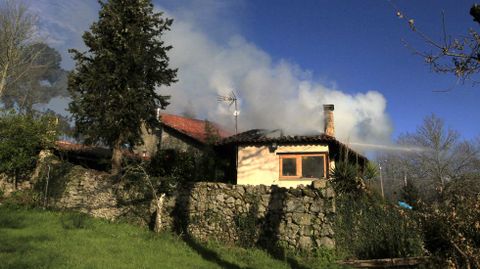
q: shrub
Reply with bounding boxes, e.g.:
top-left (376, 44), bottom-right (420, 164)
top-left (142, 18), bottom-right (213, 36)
top-left (330, 161), bottom-right (377, 196)
top-left (420, 193), bottom-right (480, 268)
top-left (0, 110), bottom-right (57, 189)
top-left (148, 149), bottom-right (196, 190)
top-left (34, 156), bottom-right (75, 208)
top-left (334, 194), bottom-right (424, 259)
top-left (1, 190), bottom-right (39, 209)
top-left (148, 147), bottom-right (230, 187)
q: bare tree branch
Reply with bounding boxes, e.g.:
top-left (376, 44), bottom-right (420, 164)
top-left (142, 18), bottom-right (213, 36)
top-left (389, 0), bottom-right (480, 85)
top-left (0, 0), bottom-right (42, 98)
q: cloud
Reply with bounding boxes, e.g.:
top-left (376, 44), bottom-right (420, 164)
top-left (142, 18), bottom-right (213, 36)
top-left (29, 0), bottom-right (99, 69)
top-left (31, 0), bottom-right (393, 148)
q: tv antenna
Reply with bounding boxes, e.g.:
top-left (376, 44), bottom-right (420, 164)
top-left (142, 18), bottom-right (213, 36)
top-left (217, 90), bottom-right (239, 134)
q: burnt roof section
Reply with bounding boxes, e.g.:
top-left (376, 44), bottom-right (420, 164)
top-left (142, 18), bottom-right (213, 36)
top-left (217, 129), bottom-right (337, 145)
top-left (217, 129), bottom-right (368, 163)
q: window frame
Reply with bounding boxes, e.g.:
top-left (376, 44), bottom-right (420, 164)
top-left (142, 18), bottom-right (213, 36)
top-left (278, 152), bottom-right (328, 180)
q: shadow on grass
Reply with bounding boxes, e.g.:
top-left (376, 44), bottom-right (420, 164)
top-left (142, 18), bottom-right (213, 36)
top-left (0, 208), bottom-right (63, 269)
top-left (0, 213), bottom-right (26, 229)
top-left (0, 233), bottom-right (61, 269)
top-left (172, 183), bottom-right (249, 269)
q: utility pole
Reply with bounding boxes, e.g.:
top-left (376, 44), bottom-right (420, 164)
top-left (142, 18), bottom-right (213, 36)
top-left (379, 164), bottom-right (385, 199)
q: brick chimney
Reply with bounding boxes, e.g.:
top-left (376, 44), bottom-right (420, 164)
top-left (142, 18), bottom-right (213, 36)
top-left (323, 104), bottom-right (335, 137)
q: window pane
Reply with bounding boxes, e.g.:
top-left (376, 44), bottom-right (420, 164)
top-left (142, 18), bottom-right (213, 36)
top-left (302, 156), bottom-right (324, 178)
top-left (282, 158), bottom-right (297, 176)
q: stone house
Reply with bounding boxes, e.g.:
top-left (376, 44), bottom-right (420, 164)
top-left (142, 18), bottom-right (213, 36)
top-left (136, 113), bottom-right (232, 158)
top-left (217, 105), bottom-right (367, 188)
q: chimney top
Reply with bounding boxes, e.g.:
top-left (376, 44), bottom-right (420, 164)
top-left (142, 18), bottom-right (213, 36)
top-left (323, 104), bottom-right (334, 111)
top-left (323, 104), bottom-right (335, 137)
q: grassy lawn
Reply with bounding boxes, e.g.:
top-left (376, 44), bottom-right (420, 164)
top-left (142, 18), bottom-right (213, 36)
top-left (0, 206), bottom-right (342, 269)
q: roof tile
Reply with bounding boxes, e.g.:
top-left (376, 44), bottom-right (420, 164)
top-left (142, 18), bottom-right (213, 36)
top-left (161, 113), bottom-right (232, 143)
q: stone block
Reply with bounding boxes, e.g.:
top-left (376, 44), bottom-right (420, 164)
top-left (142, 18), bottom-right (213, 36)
top-left (311, 179), bottom-right (326, 189)
top-left (215, 193), bottom-right (225, 202)
top-left (292, 213), bottom-right (312, 225)
top-left (309, 200), bottom-right (324, 213)
top-left (316, 237), bottom-right (335, 249)
top-left (298, 236), bottom-right (313, 250)
top-left (286, 199), bottom-right (304, 213)
top-left (225, 196), bottom-right (235, 204)
top-left (302, 188), bottom-right (316, 198)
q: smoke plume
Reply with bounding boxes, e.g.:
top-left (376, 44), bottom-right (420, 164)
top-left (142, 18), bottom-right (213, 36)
top-left (161, 20), bottom-right (393, 146)
top-left (31, 0), bottom-right (393, 148)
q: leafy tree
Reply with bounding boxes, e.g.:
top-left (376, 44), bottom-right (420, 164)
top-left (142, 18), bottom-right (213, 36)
top-left (0, 0), bottom-right (42, 97)
top-left (0, 110), bottom-right (57, 189)
top-left (68, 0), bottom-right (177, 175)
top-left (2, 43), bottom-right (69, 114)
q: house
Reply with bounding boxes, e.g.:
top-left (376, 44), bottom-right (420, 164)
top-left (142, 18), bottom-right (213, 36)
top-left (135, 113), bottom-right (232, 158)
top-left (217, 104), bottom-right (367, 188)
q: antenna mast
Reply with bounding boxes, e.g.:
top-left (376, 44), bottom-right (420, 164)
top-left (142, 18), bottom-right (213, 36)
top-left (217, 91), bottom-right (239, 134)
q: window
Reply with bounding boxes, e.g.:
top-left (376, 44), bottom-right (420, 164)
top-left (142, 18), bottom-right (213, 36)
top-left (279, 153), bottom-right (327, 180)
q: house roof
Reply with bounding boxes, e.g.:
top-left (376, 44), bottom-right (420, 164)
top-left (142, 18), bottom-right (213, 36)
top-left (217, 129), bottom-right (337, 145)
top-left (160, 113), bottom-right (233, 144)
top-left (217, 129), bottom-right (368, 163)
top-left (54, 141), bottom-right (145, 159)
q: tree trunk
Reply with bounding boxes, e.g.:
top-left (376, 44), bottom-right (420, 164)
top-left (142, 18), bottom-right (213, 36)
top-left (0, 64), bottom-right (9, 98)
top-left (14, 169), bottom-right (18, 190)
top-left (154, 193), bottom-right (166, 233)
top-left (111, 138), bottom-right (123, 176)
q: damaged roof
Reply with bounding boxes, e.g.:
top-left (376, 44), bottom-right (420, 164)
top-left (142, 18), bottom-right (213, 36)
top-left (217, 129), bottom-right (337, 145)
top-left (160, 113), bottom-right (232, 144)
top-left (217, 129), bottom-right (368, 163)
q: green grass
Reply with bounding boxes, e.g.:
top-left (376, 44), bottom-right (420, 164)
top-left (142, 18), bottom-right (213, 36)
top-left (0, 206), bottom-right (344, 269)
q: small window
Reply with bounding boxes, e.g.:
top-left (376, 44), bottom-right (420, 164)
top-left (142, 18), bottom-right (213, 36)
top-left (279, 153), bottom-right (327, 180)
top-left (302, 156), bottom-right (325, 178)
top-left (282, 158), bottom-right (297, 176)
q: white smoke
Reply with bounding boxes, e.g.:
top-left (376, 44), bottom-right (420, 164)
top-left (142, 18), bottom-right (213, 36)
top-left (31, 0), bottom-right (393, 148)
top-left (161, 20), bottom-right (393, 146)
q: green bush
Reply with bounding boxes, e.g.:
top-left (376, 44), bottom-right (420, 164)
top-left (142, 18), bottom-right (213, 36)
top-left (334, 194), bottom-right (424, 259)
top-left (0, 110), bottom-right (57, 188)
top-left (148, 149), bottom-right (196, 190)
top-left (330, 161), bottom-right (377, 196)
top-left (148, 147), bottom-right (230, 188)
top-left (1, 190), bottom-right (39, 209)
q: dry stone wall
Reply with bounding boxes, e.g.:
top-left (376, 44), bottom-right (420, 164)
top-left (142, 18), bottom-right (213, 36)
top-left (160, 180), bottom-right (336, 251)
top-left (2, 152), bottom-right (337, 252)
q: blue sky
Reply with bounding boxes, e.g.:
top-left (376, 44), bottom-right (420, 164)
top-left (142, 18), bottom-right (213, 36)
top-left (31, 0), bottom-right (480, 148)
top-left (237, 0), bottom-right (480, 140)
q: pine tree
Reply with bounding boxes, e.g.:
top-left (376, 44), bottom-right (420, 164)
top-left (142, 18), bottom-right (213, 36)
top-left (68, 0), bottom-right (177, 175)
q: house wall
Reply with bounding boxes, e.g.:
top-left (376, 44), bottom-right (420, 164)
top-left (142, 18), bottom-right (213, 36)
top-left (237, 144), bottom-right (335, 188)
top-left (159, 129), bottom-right (201, 153)
top-left (134, 124), bottom-right (159, 158)
top-left (134, 126), bottom-right (202, 158)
